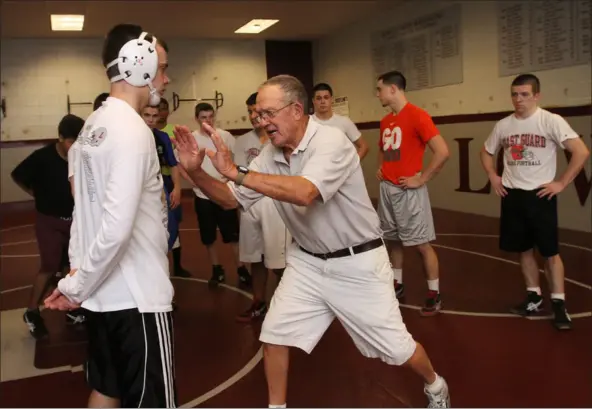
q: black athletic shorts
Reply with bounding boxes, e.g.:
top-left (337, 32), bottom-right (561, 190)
top-left (35, 212), bottom-right (71, 274)
top-left (499, 187), bottom-right (559, 258)
top-left (84, 308), bottom-right (177, 408)
top-left (193, 196), bottom-right (239, 246)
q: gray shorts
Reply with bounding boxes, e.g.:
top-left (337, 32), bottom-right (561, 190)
top-left (377, 181), bottom-right (436, 246)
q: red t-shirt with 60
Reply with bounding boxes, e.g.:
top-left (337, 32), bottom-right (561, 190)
top-left (378, 103), bottom-right (439, 185)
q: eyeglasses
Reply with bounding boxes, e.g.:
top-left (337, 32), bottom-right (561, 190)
top-left (253, 102), bottom-right (293, 124)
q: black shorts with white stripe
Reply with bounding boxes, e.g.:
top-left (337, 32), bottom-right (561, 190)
top-left (84, 308), bottom-right (177, 408)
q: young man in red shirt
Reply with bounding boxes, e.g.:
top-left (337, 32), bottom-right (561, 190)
top-left (375, 70), bottom-right (450, 316)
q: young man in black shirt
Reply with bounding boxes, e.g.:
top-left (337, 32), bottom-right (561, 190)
top-left (11, 113), bottom-right (85, 339)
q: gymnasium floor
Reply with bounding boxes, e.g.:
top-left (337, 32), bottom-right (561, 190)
top-left (1, 197), bottom-right (591, 408)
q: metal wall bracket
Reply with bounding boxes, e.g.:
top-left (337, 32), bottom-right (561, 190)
top-left (172, 90), bottom-right (224, 112)
top-left (67, 94), bottom-right (92, 114)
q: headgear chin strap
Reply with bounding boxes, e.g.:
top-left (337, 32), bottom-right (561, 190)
top-left (147, 82), bottom-right (161, 106)
top-left (106, 32), bottom-right (160, 104)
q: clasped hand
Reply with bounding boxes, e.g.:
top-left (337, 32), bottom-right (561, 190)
top-left (44, 269), bottom-right (80, 311)
top-left (173, 123), bottom-right (236, 179)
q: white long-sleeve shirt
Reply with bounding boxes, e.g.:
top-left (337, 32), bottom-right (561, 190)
top-left (59, 97), bottom-right (173, 313)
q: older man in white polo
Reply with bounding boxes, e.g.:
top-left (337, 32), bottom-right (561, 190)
top-left (172, 75), bottom-right (450, 408)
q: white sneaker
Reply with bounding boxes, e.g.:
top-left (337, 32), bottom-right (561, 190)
top-left (425, 376), bottom-right (450, 408)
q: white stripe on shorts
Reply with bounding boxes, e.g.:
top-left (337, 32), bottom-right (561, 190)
top-left (155, 312), bottom-right (175, 408)
top-left (138, 315), bottom-right (148, 407)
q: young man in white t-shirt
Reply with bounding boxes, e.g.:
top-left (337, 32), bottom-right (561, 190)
top-left (480, 73), bottom-right (590, 331)
top-left (191, 102), bottom-right (252, 287)
top-left (311, 82), bottom-right (369, 159)
top-left (233, 92), bottom-right (290, 322)
top-left (44, 24), bottom-right (177, 407)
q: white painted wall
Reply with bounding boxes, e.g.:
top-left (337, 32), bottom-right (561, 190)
top-left (0, 38), bottom-right (267, 141)
top-left (313, 0), bottom-right (592, 232)
top-left (313, 0), bottom-right (591, 122)
top-left (1, 37), bottom-right (268, 203)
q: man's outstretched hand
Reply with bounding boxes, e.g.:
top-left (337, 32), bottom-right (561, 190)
top-left (201, 123), bottom-right (237, 179)
top-left (173, 125), bottom-right (206, 173)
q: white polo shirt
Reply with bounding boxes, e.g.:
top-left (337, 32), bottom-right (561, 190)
top-left (484, 108), bottom-right (579, 191)
top-left (311, 113), bottom-right (362, 143)
top-left (228, 118), bottom-right (381, 254)
top-left (59, 96), bottom-right (173, 313)
top-left (192, 128), bottom-right (236, 199)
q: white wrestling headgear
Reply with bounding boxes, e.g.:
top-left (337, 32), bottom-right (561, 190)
top-left (106, 32), bottom-right (161, 106)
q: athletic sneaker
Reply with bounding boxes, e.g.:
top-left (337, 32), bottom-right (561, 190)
top-left (237, 266), bottom-right (252, 288)
top-left (425, 376), bottom-right (450, 407)
top-left (510, 291), bottom-right (543, 316)
top-left (421, 291), bottom-right (442, 316)
top-left (551, 299), bottom-right (572, 330)
top-left (23, 309), bottom-right (48, 340)
top-left (208, 265), bottom-right (225, 286)
top-left (66, 309), bottom-right (86, 326)
top-left (236, 300), bottom-right (267, 323)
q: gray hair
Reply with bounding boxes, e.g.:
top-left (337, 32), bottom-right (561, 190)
top-left (261, 75), bottom-right (308, 111)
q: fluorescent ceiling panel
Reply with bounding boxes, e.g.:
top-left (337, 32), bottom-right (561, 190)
top-left (235, 19), bottom-right (279, 34)
top-left (51, 14), bottom-right (85, 31)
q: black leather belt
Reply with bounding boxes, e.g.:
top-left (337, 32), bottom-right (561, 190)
top-left (299, 237), bottom-right (384, 260)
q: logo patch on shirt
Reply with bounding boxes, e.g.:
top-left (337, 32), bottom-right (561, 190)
top-left (246, 148), bottom-right (261, 165)
top-left (507, 144), bottom-right (540, 166)
top-left (89, 127), bottom-right (108, 147)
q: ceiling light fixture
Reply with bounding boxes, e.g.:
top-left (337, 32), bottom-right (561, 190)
top-left (235, 19), bottom-right (279, 34)
top-left (51, 14), bottom-right (85, 31)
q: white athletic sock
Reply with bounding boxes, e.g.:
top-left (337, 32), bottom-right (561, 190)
top-left (527, 287), bottom-right (542, 296)
top-left (269, 404), bottom-right (287, 408)
top-left (551, 293), bottom-right (565, 301)
top-left (393, 268), bottom-right (403, 284)
top-left (427, 279), bottom-right (439, 292)
top-left (425, 373), bottom-right (445, 394)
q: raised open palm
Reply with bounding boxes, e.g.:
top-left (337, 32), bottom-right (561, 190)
top-left (173, 125), bottom-right (205, 173)
top-left (201, 123), bottom-right (235, 178)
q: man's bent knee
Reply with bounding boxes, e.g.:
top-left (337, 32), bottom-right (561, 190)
top-left (377, 338), bottom-right (417, 366)
top-left (263, 342), bottom-right (288, 355)
top-left (88, 389), bottom-right (119, 408)
top-left (415, 242), bottom-right (433, 254)
top-left (545, 254), bottom-right (562, 265)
